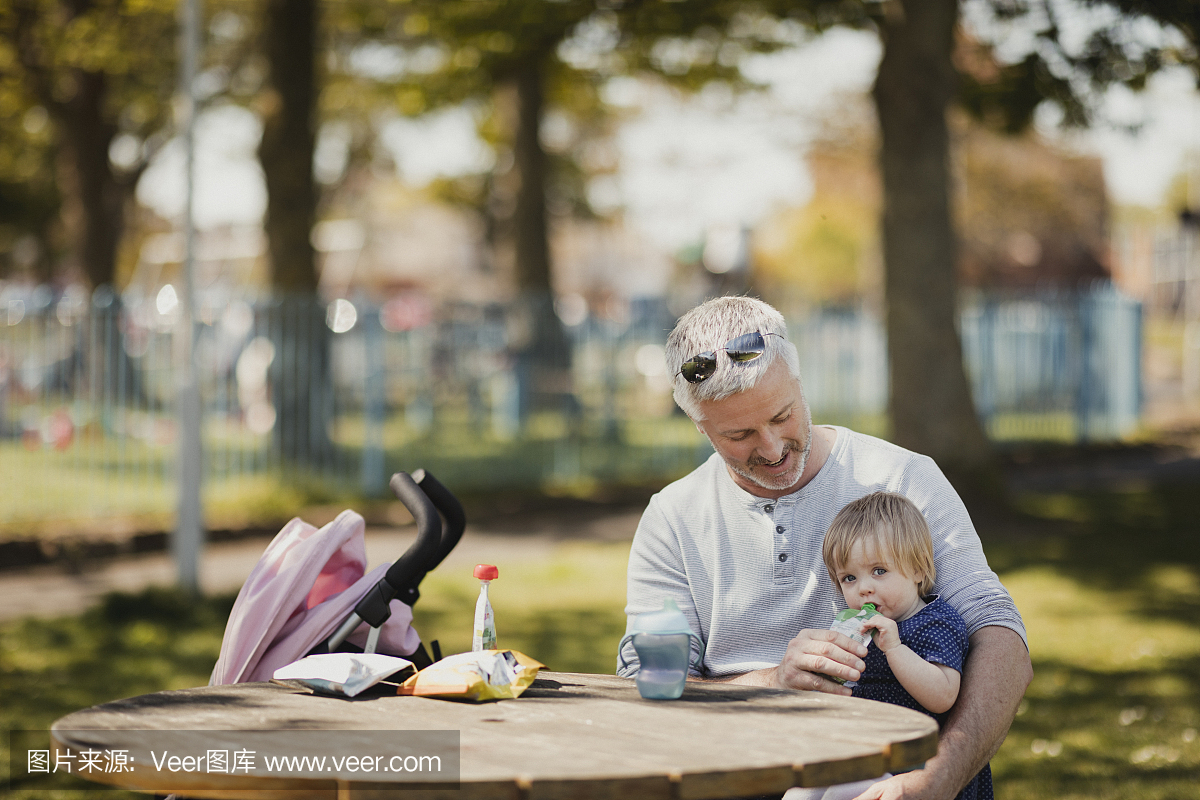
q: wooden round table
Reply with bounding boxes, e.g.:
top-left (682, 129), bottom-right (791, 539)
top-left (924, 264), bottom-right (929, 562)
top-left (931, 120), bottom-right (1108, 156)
top-left (49, 672), bottom-right (938, 799)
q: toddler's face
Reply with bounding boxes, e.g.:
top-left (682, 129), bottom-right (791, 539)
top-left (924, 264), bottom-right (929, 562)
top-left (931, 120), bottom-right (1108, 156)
top-left (833, 540), bottom-right (925, 622)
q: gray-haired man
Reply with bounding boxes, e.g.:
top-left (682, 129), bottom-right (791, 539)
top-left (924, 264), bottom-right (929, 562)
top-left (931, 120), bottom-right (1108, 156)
top-left (618, 296), bottom-right (1031, 800)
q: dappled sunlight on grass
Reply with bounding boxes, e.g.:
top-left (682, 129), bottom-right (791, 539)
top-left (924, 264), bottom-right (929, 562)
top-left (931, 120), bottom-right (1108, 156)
top-left (1005, 567), bottom-right (1200, 670)
top-left (987, 482), bottom-right (1200, 798)
top-left (0, 588), bottom-right (235, 800)
top-left (997, 650), bottom-right (1200, 799)
top-left (1013, 490), bottom-right (1176, 529)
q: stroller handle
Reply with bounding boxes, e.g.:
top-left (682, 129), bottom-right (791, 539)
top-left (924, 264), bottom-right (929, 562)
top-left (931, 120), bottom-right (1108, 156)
top-left (321, 470), bottom-right (464, 655)
top-left (381, 471), bottom-right (445, 600)
top-left (411, 469), bottom-right (466, 574)
top-left (343, 472), bottom-right (444, 630)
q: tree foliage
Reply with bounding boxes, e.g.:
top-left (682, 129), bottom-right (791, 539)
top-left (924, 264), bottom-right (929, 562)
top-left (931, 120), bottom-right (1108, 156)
top-left (957, 0), bottom-right (1199, 132)
top-left (0, 61), bottom-right (59, 280)
top-left (0, 0), bottom-right (177, 288)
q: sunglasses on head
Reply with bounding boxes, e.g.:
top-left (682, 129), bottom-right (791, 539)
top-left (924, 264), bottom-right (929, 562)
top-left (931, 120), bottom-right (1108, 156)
top-left (677, 331), bottom-right (783, 384)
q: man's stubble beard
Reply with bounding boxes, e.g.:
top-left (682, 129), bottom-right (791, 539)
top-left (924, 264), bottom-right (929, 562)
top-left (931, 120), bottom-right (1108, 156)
top-left (725, 406), bottom-right (814, 494)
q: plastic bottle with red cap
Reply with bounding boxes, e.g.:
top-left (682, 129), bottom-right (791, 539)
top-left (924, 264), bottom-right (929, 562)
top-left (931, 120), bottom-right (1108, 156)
top-left (472, 564), bottom-right (499, 651)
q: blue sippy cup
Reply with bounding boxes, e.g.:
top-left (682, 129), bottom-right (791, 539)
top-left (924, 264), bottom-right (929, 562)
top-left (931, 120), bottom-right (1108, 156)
top-left (618, 598), bottom-right (705, 700)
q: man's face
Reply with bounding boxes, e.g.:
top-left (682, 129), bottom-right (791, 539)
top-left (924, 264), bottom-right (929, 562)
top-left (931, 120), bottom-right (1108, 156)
top-left (694, 359), bottom-right (813, 498)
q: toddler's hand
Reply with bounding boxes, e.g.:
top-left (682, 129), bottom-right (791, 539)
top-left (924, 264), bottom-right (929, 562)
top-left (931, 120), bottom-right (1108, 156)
top-left (862, 615), bottom-right (901, 653)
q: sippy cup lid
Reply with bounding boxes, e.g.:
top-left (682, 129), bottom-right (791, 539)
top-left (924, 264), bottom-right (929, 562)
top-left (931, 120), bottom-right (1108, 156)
top-left (629, 598), bottom-right (693, 636)
top-left (473, 564), bottom-right (499, 580)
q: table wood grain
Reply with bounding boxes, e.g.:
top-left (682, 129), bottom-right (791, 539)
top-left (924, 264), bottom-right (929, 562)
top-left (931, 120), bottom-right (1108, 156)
top-left (51, 672), bottom-right (938, 800)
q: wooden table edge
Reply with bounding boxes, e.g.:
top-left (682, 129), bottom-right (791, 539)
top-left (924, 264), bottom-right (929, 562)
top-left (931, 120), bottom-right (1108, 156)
top-left (46, 735), bottom-right (937, 800)
top-left (47, 674), bottom-right (940, 800)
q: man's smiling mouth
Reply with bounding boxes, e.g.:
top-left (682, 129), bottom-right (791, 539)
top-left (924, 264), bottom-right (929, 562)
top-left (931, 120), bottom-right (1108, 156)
top-left (761, 452), bottom-right (788, 468)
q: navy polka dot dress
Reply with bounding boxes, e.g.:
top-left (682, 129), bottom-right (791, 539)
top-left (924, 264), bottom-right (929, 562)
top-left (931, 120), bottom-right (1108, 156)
top-left (851, 596), bottom-right (992, 800)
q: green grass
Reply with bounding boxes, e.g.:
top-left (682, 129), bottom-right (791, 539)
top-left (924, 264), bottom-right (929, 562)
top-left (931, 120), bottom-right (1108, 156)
top-left (4, 487), bottom-right (1200, 798)
top-left (1, 589), bottom-right (236, 800)
top-left (986, 412), bottom-right (1079, 442)
top-left (0, 440), bottom-right (338, 535)
top-left (981, 484), bottom-right (1200, 799)
top-left (997, 567), bottom-right (1200, 799)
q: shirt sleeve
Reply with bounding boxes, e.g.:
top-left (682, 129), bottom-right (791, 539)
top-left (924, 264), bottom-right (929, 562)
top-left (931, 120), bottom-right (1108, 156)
top-left (903, 606), bottom-right (970, 673)
top-left (619, 496), bottom-right (707, 678)
top-left (901, 456), bottom-right (1028, 648)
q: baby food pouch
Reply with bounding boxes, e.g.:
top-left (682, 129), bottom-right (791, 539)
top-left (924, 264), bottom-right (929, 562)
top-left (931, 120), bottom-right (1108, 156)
top-left (825, 603), bottom-right (879, 686)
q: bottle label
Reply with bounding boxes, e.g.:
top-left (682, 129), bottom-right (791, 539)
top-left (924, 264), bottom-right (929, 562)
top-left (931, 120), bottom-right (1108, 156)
top-left (473, 612), bottom-right (496, 650)
top-left (472, 586), bottom-right (496, 651)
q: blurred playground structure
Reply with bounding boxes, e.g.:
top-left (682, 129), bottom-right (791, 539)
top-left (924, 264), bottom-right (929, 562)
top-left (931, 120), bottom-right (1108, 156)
top-left (0, 276), bottom-right (1144, 529)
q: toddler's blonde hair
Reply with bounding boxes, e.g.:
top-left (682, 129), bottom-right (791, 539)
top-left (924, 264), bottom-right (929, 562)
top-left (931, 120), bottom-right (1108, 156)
top-left (822, 491), bottom-right (936, 597)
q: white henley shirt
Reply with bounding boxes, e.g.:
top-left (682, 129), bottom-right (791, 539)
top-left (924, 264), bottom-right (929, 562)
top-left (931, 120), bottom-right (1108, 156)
top-left (619, 426), bottom-right (1027, 678)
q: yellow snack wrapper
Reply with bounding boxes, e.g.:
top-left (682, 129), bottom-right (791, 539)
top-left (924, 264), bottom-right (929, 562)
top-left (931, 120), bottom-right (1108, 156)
top-left (397, 649), bottom-right (544, 702)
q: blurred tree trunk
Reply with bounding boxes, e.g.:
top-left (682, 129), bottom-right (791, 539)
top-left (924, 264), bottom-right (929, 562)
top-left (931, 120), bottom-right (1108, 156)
top-left (13, 0), bottom-right (128, 289)
top-left (258, 0), bottom-right (332, 464)
top-left (510, 57), bottom-right (572, 418)
top-left (259, 0), bottom-right (318, 294)
top-left (872, 0), bottom-right (996, 490)
top-left (55, 69), bottom-right (126, 290)
top-left (513, 59), bottom-right (552, 299)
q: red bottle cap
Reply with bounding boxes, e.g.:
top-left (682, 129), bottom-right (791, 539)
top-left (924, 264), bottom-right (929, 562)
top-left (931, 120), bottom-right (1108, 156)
top-left (473, 564), bottom-right (499, 580)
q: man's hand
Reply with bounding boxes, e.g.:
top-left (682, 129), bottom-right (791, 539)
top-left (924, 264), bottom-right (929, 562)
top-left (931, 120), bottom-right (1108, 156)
top-left (774, 629), bottom-right (869, 695)
top-left (848, 770), bottom-right (941, 800)
top-left (702, 629), bottom-right (867, 692)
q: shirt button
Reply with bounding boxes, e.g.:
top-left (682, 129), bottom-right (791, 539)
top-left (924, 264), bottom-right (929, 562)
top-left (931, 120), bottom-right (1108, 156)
top-left (776, 525), bottom-right (785, 534)
top-left (764, 505), bottom-right (774, 513)
top-left (778, 553), bottom-right (788, 562)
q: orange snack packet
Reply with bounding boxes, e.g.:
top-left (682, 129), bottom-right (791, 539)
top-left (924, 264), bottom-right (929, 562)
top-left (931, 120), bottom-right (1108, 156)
top-left (397, 649), bottom-right (543, 702)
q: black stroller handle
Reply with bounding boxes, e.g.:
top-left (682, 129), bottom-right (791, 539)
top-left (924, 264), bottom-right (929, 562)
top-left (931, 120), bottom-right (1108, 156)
top-left (411, 468), bottom-right (466, 574)
top-left (379, 471), bottom-right (445, 606)
top-left (339, 472), bottom-right (443, 633)
top-left (320, 470), bottom-right (462, 655)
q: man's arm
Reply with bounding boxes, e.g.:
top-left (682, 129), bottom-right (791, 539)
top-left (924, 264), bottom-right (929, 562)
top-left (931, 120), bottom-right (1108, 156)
top-left (692, 628), bottom-right (869, 696)
top-left (853, 625), bottom-right (1032, 800)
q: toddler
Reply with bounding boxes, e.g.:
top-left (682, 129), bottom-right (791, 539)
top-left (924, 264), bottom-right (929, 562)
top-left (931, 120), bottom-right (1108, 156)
top-left (789, 491), bottom-right (988, 800)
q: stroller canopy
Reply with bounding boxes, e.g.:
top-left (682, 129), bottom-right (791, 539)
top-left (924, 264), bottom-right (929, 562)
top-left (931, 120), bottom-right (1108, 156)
top-left (211, 510), bottom-right (422, 685)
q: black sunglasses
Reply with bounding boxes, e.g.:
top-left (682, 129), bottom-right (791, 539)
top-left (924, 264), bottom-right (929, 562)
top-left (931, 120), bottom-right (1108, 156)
top-left (677, 331), bottom-right (783, 384)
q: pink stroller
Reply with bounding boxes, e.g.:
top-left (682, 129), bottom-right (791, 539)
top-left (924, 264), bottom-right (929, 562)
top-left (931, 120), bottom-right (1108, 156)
top-left (210, 470), bottom-right (464, 685)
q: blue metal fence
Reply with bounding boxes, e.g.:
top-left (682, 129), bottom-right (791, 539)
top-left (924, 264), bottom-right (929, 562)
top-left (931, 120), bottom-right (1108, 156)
top-left (960, 283), bottom-right (1142, 441)
top-left (0, 281), bottom-right (1142, 525)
